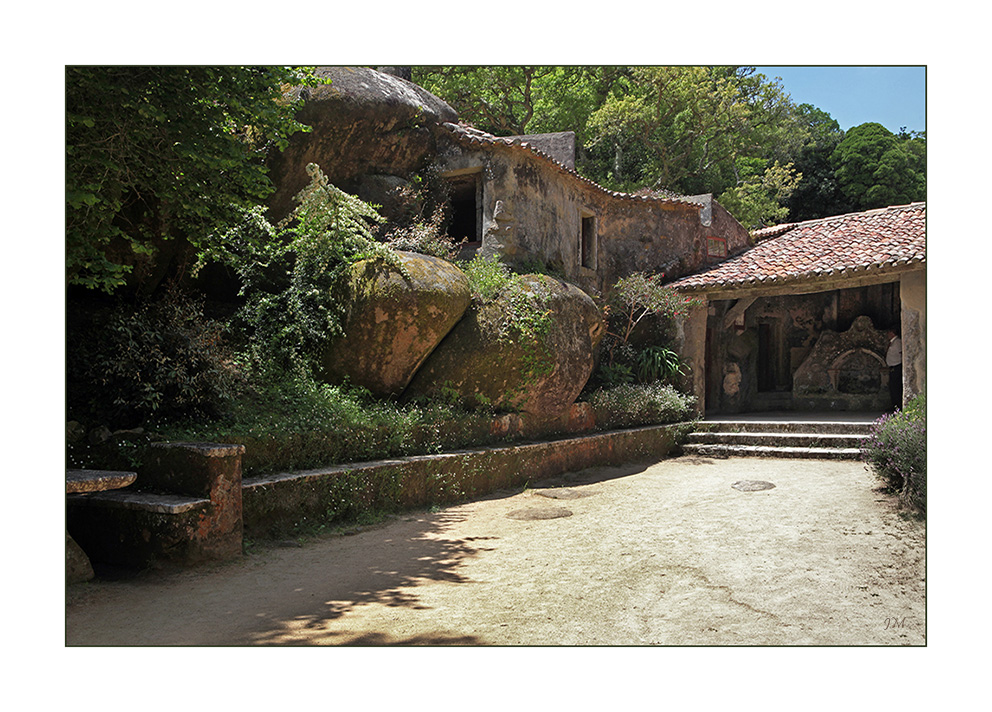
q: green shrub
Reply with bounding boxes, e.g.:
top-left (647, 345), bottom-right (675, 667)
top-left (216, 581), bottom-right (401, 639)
top-left (85, 285), bottom-right (243, 427)
top-left (213, 163), bottom-right (401, 376)
top-left (587, 383), bottom-right (695, 430)
top-left (636, 345), bottom-right (686, 384)
top-left (384, 204), bottom-right (458, 259)
top-left (158, 370), bottom-right (500, 476)
top-left (587, 272), bottom-right (698, 393)
top-left (462, 253), bottom-right (516, 301)
top-left (860, 392), bottom-right (926, 512)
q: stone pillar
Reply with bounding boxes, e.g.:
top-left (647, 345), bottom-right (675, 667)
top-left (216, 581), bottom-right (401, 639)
top-left (141, 442), bottom-right (245, 562)
top-left (683, 300), bottom-right (709, 417)
top-left (899, 270), bottom-right (926, 404)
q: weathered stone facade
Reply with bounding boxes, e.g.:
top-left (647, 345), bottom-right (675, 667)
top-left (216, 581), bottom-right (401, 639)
top-left (432, 123), bottom-right (751, 296)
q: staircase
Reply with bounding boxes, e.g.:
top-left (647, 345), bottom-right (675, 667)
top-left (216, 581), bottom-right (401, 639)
top-left (683, 413), bottom-right (881, 460)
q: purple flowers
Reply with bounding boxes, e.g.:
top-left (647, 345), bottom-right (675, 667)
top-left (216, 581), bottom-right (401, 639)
top-left (860, 393), bottom-right (926, 511)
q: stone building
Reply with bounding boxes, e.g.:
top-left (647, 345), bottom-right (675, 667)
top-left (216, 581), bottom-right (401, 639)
top-left (265, 66), bottom-right (751, 298)
top-left (432, 122), bottom-right (751, 296)
top-left (668, 202), bottom-right (926, 415)
top-left (265, 67), bottom-right (926, 417)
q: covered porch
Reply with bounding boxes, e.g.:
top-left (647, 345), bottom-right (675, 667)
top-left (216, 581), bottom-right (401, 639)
top-left (668, 203), bottom-right (926, 418)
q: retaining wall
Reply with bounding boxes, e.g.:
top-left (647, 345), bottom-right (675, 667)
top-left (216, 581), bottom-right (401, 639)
top-left (243, 423), bottom-right (687, 537)
top-left (69, 424), bottom-right (689, 568)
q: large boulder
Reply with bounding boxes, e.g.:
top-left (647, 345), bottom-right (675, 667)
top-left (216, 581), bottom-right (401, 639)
top-left (404, 275), bottom-right (605, 420)
top-left (268, 66), bottom-right (459, 221)
top-left (318, 251), bottom-right (471, 398)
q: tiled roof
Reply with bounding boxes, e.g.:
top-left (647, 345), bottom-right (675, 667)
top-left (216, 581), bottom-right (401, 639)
top-left (669, 202), bottom-right (926, 292)
top-left (437, 122), bottom-right (704, 209)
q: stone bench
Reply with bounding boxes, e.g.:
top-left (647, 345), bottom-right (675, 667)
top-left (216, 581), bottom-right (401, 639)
top-left (67, 443), bottom-right (245, 573)
top-left (66, 469), bottom-right (137, 583)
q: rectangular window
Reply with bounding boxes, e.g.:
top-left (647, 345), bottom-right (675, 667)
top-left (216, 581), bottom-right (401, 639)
top-left (581, 210), bottom-right (597, 270)
top-left (706, 236), bottom-right (728, 260)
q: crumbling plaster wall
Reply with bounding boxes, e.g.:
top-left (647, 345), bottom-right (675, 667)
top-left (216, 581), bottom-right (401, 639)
top-left (434, 136), bottom-right (750, 296)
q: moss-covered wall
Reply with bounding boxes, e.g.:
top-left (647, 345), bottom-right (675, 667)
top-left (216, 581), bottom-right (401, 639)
top-left (243, 423), bottom-right (687, 538)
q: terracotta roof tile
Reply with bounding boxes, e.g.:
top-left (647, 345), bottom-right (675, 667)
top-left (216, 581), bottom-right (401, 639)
top-left (669, 203), bottom-right (926, 292)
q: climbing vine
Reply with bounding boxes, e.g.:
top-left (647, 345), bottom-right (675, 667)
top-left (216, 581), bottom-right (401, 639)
top-left (212, 163), bottom-right (405, 376)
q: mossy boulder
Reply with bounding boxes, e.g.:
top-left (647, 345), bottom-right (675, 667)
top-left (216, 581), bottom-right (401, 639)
top-left (267, 66), bottom-right (458, 221)
top-left (404, 274), bottom-right (605, 420)
top-left (318, 251), bottom-right (471, 397)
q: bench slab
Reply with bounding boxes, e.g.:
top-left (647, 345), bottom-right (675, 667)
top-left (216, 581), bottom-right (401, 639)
top-left (66, 469), bottom-right (137, 494)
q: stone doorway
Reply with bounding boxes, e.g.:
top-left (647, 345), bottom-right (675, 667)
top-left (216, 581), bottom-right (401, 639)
top-left (444, 171), bottom-right (482, 256)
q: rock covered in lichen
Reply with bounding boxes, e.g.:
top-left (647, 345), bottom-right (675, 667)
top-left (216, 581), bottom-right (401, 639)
top-left (404, 274), bottom-right (604, 420)
top-left (318, 251), bottom-right (471, 397)
top-left (267, 66), bottom-right (459, 221)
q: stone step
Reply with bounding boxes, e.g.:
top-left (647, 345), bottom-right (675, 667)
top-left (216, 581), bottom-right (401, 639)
top-left (687, 431), bottom-right (866, 449)
top-left (699, 420), bottom-right (874, 436)
top-left (67, 490), bottom-right (211, 515)
top-left (682, 443), bottom-right (863, 460)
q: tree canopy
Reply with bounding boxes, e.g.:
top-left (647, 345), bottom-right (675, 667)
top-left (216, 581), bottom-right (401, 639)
top-left (66, 66), bottom-right (317, 293)
top-left (413, 66), bottom-right (925, 228)
top-left (831, 122), bottom-right (926, 211)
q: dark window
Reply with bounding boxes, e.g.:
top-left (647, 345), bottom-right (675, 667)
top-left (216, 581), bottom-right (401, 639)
top-left (581, 212), bottom-right (596, 269)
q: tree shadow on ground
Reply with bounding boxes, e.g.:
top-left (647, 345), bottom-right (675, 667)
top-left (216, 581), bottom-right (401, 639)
top-left (237, 507), bottom-right (498, 645)
top-left (238, 460), bottom-right (671, 645)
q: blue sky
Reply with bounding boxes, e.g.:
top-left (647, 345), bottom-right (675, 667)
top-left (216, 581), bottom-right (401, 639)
top-left (755, 66), bottom-right (926, 134)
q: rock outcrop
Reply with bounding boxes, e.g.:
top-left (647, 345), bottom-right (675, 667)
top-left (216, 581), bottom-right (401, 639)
top-left (404, 275), bottom-right (605, 420)
top-left (318, 251), bottom-right (472, 398)
top-left (267, 67), bottom-right (458, 221)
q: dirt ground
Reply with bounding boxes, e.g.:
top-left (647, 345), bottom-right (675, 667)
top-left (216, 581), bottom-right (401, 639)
top-left (65, 455), bottom-right (925, 646)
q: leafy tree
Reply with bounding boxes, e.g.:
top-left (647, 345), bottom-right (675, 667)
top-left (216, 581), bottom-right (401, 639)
top-left (717, 159), bottom-right (802, 230)
top-left (412, 66), bottom-right (554, 135)
top-left (414, 66), bottom-right (805, 207)
top-left (783, 104), bottom-right (853, 221)
top-left (584, 66), bottom-right (800, 194)
top-left (66, 66), bottom-right (318, 293)
top-left (830, 122), bottom-right (925, 210)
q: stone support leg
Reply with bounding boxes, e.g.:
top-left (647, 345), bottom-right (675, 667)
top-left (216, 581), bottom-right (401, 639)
top-left (683, 301), bottom-right (709, 417)
top-left (899, 270), bottom-right (926, 405)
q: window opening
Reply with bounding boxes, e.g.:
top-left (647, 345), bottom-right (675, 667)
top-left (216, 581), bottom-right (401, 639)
top-left (581, 210), bottom-right (597, 270)
top-left (706, 236), bottom-right (728, 260)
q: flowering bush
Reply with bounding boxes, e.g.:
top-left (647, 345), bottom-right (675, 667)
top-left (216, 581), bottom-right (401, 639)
top-left (860, 392), bottom-right (926, 511)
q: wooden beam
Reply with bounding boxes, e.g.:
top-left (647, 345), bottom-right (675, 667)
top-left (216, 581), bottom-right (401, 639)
top-left (722, 297), bottom-right (756, 329)
top-left (681, 266), bottom-right (923, 302)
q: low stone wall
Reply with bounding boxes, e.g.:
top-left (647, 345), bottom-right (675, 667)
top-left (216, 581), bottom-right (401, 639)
top-left (69, 424), bottom-right (689, 569)
top-left (243, 423), bottom-right (687, 538)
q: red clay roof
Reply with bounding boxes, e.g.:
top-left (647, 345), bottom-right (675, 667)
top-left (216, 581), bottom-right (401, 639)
top-left (669, 202), bottom-right (926, 292)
